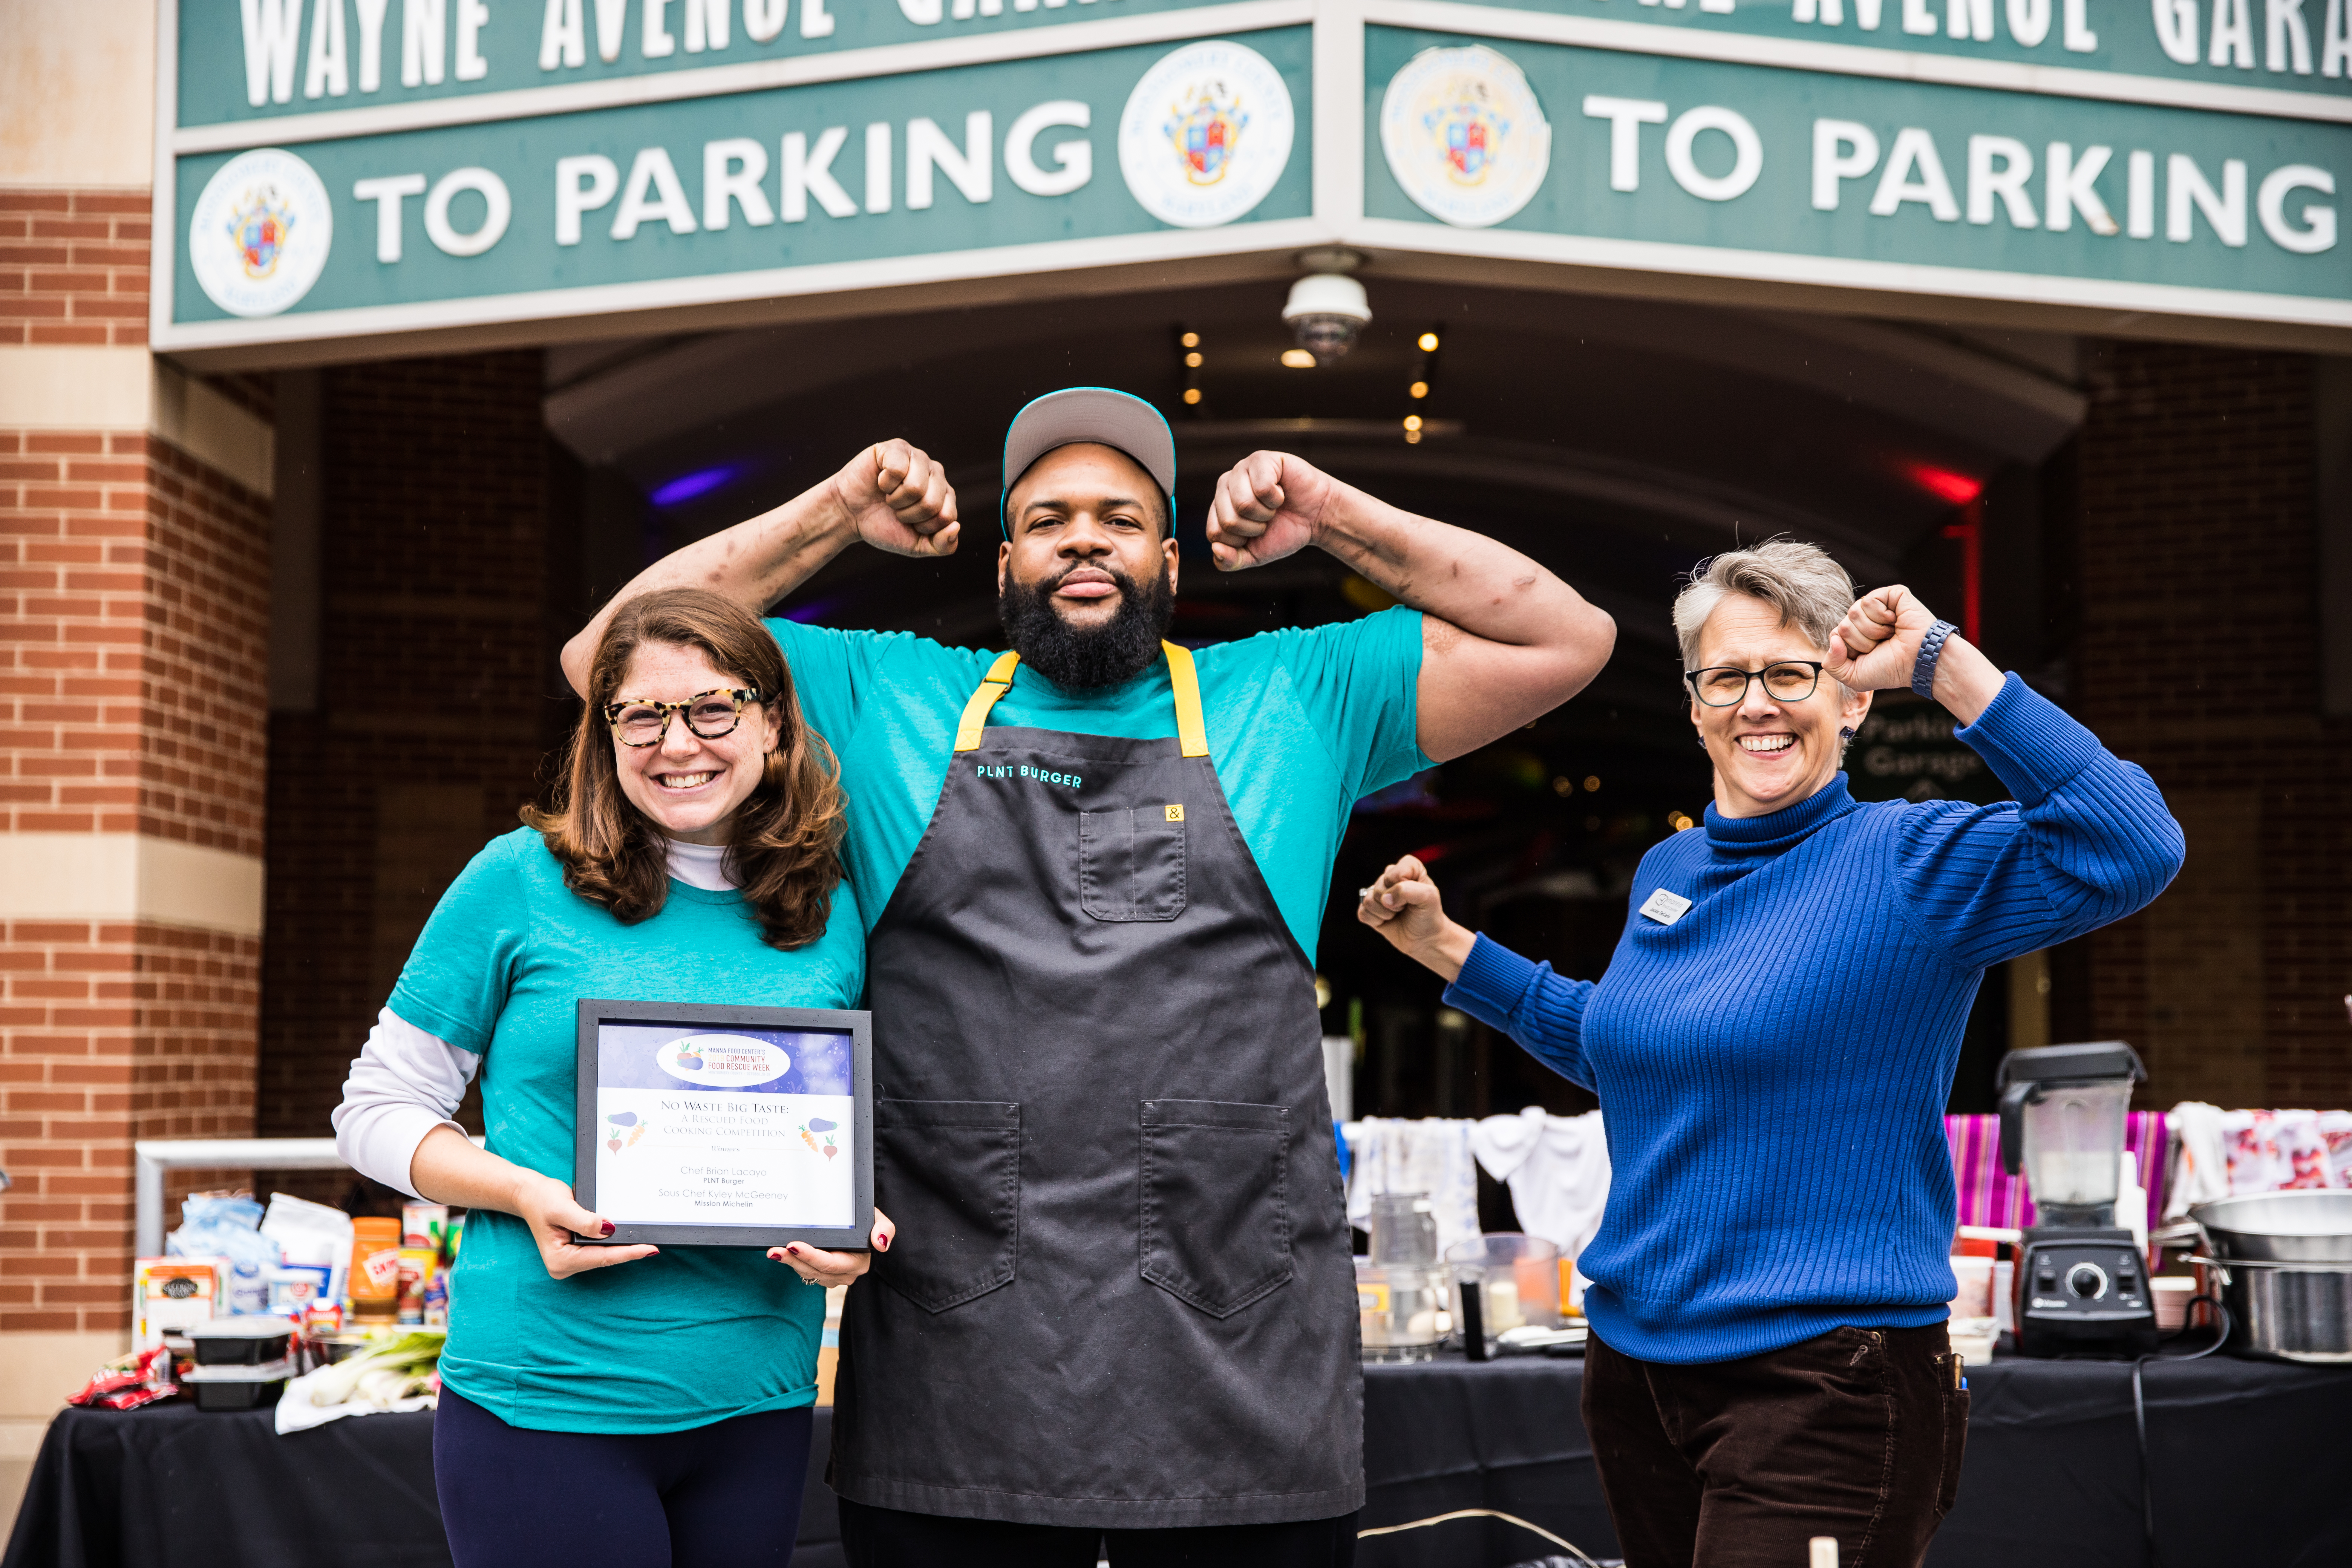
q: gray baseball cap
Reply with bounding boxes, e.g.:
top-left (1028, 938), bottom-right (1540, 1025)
top-left (1000, 387), bottom-right (1177, 536)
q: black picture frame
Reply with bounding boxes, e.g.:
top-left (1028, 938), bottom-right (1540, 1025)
top-left (573, 998), bottom-right (873, 1250)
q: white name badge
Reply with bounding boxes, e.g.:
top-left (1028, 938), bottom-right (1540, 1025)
top-left (1638, 888), bottom-right (1694, 925)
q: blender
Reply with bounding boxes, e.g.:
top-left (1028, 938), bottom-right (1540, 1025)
top-left (1998, 1041), bottom-right (2158, 1357)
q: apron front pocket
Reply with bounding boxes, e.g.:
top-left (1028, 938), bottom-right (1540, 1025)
top-left (1138, 1099), bottom-right (1292, 1318)
top-left (1079, 807), bottom-right (1187, 922)
top-left (871, 1099), bottom-right (1021, 1314)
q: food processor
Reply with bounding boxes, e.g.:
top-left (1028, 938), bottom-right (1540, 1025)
top-left (1355, 1193), bottom-right (1450, 1363)
top-left (1997, 1041), bottom-right (2158, 1357)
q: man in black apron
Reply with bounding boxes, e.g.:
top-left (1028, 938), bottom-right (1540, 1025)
top-left (560, 398), bottom-right (1618, 1564)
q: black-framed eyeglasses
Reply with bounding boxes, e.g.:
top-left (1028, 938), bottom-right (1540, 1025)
top-left (1683, 662), bottom-right (1824, 707)
top-left (602, 688), bottom-right (766, 747)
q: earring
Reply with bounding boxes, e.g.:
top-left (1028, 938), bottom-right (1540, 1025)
top-left (1839, 726), bottom-right (1857, 741)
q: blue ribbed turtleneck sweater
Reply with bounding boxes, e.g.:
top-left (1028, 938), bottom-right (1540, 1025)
top-left (1442, 674), bottom-right (2184, 1364)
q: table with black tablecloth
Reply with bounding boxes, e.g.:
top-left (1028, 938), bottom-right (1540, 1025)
top-left (10, 1354), bottom-right (2349, 1568)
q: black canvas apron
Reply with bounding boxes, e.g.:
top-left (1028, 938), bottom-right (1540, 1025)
top-left (830, 642), bottom-right (1362, 1529)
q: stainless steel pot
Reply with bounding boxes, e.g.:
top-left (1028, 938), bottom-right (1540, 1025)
top-left (2191, 1190), bottom-right (2352, 1263)
top-left (2190, 1257), bottom-right (2352, 1363)
top-left (2189, 1190), bottom-right (2352, 1363)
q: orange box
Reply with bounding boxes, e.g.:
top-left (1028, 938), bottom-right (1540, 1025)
top-left (134, 1256), bottom-right (224, 1351)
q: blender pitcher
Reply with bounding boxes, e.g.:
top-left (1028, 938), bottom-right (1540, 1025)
top-left (1997, 1042), bottom-right (2145, 1228)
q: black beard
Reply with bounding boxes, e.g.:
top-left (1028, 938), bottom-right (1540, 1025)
top-left (998, 564), bottom-right (1175, 689)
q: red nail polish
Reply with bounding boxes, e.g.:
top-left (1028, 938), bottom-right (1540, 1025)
top-left (786, 1245), bottom-right (801, 1256)
top-left (877, 1233), bottom-right (890, 1251)
top-left (601, 1222), bottom-right (616, 1236)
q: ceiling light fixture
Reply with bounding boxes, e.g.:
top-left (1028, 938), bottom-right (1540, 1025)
top-left (1282, 247), bottom-right (1370, 363)
top-left (1908, 463), bottom-right (1984, 505)
top-left (649, 466), bottom-right (737, 507)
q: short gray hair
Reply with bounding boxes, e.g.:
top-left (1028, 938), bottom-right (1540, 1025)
top-left (1672, 539), bottom-right (1856, 670)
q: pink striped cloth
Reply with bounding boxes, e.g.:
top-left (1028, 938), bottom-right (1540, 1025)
top-left (1945, 1112), bottom-right (2167, 1233)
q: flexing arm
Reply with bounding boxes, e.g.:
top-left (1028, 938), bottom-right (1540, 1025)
top-left (1829, 585), bottom-right (2185, 968)
top-left (1207, 453), bottom-right (1615, 761)
top-left (559, 439), bottom-right (959, 697)
top-left (1357, 855), bottom-right (1597, 1090)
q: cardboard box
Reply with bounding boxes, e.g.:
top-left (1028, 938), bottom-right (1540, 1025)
top-left (134, 1257), bottom-right (225, 1351)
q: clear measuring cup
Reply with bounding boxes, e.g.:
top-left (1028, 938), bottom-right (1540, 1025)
top-left (1368, 1192), bottom-right (1440, 1266)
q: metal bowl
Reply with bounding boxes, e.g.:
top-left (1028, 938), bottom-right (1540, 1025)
top-left (2191, 1190), bottom-right (2352, 1262)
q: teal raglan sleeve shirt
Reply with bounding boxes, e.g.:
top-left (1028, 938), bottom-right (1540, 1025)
top-left (390, 827), bottom-right (865, 1433)
top-left (1442, 675), bottom-right (2184, 1364)
top-left (767, 606), bottom-right (1429, 963)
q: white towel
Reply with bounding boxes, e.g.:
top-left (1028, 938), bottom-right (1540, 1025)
top-left (1470, 1106), bottom-right (1611, 1266)
top-left (1343, 1118), bottom-right (1481, 1260)
top-left (2322, 1111), bottom-right (2352, 1189)
top-left (2165, 1101), bottom-right (2230, 1218)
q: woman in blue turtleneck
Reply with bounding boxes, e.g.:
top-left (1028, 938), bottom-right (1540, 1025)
top-left (1357, 541), bottom-right (2183, 1568)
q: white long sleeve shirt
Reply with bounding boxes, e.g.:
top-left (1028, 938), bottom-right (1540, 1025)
top-left (330, 839), bottom-right (739, 1196)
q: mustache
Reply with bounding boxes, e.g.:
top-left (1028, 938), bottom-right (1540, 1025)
top-left (1043, 562), bottom-right (1134, 595)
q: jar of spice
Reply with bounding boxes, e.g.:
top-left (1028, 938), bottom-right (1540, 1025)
top-left (349, 1216), bottom-right (403, 1321)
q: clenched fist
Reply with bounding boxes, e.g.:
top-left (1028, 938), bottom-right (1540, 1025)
top-left (1205, 451), bottom-right (1338, 571)
top-left (1825, 585), bottom-right (1939, 692)
top-left (833, 439), bottom-right (960, 559)
top-left (1356, 854), bottom-right (1476, 983)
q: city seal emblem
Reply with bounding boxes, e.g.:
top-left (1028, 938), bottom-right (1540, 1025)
top-left (1379, 45), bottom-right (1551, 230)
top-left (1119, 40), bottom-right (1295, 230)
top-left (187, 148), bottom-right (333, 318)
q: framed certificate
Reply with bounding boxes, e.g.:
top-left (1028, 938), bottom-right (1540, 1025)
top-left (573, 999), bottom-right (873, 1250)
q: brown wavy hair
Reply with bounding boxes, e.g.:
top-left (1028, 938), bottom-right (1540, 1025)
top-left (522, 588), bottom-right (844, 949)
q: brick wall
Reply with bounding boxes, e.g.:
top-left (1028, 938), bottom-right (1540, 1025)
top-left (260, 351), bottom-right (554, 1147)
top-left (0, 432), bottom-right (270, 851)
top-left (1, 413), bottom-right (270, 1332)
top-left (0, 189), bottom-right (150, 349)
top-left (2072, 343), bottom-right (2352, 1110)
top-left (0, 920), bottom-right (260, 1329)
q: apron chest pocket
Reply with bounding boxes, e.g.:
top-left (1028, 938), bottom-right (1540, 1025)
top-left (871, 1099), bottom-right (1021, 1314)
top-left (1080, 808), bottom-right (1187, 922)
top-left (1138, 1100), bottom-right (1292, 1318)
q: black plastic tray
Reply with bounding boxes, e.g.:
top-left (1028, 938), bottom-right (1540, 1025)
top-left (187, 1376), bottom-right (289, 1412)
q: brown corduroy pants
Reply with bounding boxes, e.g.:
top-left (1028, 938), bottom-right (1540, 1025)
top-left (1582, 1323), bottom-right (1969, 1568)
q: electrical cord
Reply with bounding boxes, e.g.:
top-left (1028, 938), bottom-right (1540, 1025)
top-left (2131, 1289), bottom-right (2231, 1568)
top-left (1357, 1507), bottom-right (1604, 1567)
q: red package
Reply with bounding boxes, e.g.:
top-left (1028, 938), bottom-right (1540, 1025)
top-left (68, 1346), bottom-right (179, 1411)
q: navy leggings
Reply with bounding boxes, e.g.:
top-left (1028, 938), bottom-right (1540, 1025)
top-left (434, 1385), bottom-right (812, 1568)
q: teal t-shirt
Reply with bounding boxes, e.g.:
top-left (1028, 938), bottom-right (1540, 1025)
top-left (389, 827), bottom-right (865, 1434)
top-left (767, 606), bottom-right (1429, 962)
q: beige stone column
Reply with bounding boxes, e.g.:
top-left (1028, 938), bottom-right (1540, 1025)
top-left (0, 0), bottom-right (274, 1478)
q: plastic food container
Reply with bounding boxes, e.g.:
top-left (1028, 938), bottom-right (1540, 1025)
top-left (185, 1317), bottom-right (295, 1366)
top-left (1949, 1255), bottom-right (1997, 1319)
top-left (1948, 1318), bottom-right (1998, 1364)
top-left (2152, 1276), bottom-right (2198, 1333)
top-left (1444, 1233), bottom-right (1562, 1343)
top-left (1356, 1259), bottom-right (1449, 1363)
top-left (181, 1358), bottom-right (295, 1412)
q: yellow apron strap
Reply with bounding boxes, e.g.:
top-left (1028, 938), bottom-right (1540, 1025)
top-left (955, 645), bottom-right (1203, 756)
top-left (1162, 641), bottom-right (1209, 759)
top-left (953, 651), bottom-right (1022, 752)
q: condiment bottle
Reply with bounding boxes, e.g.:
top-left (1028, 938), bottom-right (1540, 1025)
top-left (349, 1216), bottom-right (403, 1321)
